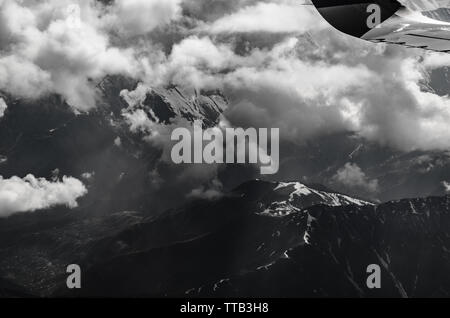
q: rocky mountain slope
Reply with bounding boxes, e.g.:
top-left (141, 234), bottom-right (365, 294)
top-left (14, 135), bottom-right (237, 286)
top-left (194, 195), bottom-right (450, 298)
top-left (0, 77), bottom-right (229, 297)
top-left (0, 75), bottom-right (228, 213)
top-left (45, 180), bottom-right (450, 298)
top-left (0, 179), bottom-right (373, 297)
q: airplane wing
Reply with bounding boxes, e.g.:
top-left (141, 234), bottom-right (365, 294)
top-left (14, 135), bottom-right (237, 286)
top-left (310, 0), bottom-right (450, 53)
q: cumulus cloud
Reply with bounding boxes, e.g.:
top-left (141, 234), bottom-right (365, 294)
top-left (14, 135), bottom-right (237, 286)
top-left (81, 171), bottom-right (95, 182)
top-left (114, 137), bottom-right (122, 147)
top-left (1, 0), bottom-right (450, 164)
top-left (140, 20), bottom-right (450, 152)
top-left (0, 1), bottom-right (126, 109)
top-left (204, 1), bottom-right (321, 34)
top-left (0, 0), bottom-right (182, 110)
top-left (0, 174), bottom-right (87, 217)
top-left (122, 108), bottom-right (157, 133)
top-left (0, 56), bottom-right (52, 99)
top-left (332, 163), bottom-right (379, 194)
top-left (442, 180), bottom-right (450, 193)
top-left (0, 97), bottom-right (7, 117)
top-left (104, 0), bottom-right (182, 36)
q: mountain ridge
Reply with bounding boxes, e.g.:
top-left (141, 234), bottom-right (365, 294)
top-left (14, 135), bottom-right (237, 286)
top-left (51, 180), bottom-right (450, 298)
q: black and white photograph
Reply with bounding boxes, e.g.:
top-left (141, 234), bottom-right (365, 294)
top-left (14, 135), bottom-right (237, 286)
top-left (1, 0), bottom-right (450, 304)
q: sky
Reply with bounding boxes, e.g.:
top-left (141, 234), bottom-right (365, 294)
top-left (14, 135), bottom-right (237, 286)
top-left (0, 0), bottom-right (450, 214)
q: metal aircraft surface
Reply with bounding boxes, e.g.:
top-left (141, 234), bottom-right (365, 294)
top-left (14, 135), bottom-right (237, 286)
top-left (310, 0), bottom-right (450, 52)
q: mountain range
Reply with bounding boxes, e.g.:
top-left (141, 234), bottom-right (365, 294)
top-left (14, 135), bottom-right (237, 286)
top-left (63, 181), bottom-right (450, 297)
top-left (1, 69), bottom-right (450, 297)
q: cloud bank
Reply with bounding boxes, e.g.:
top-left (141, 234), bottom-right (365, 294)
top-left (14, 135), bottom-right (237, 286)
top-left (0, 0), bottom-right (182, 110)
top-left (1, 0), bottom-right (450, 160)
top-left (0, 174), bottom-right (87, 217)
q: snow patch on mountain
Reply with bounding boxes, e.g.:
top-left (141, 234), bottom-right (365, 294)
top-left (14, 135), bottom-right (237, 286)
top-left (258, 181), bottom-right (372, 217)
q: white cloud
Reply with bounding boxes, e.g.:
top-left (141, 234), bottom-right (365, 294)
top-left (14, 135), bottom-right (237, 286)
top-left (187, 178), bottom-right (224, 200)
top-left (205, 1), bottom-right (321, 34)
top-left (423, 52), bottom-right (450, 69)
top-left (127, 26), bottom-right (450, 153)
top-left (0, 56), bottom-right (52, 99)
top-left (114, 137), bottom-right (122, 147)
top-left (333, 163), bottom-right (379, 194)
top-left (442, 181), bottom-right (450, 193)
top-left (1, 0), bottom-right (450, 155)
top-left (0, 174), bottom-right (87, 217)
top-left (0, 98), bottom-right (7, 118)
top-left (172, 35), bottom-right (450, 152)
top-left (81, 171), bottom-right (95, 181)
top-left (0, 0), bottom-right (178, 110)
top-left (122, 109), bottom-right (156, 133)
top-left (104, 0), bottom-right (182, 36)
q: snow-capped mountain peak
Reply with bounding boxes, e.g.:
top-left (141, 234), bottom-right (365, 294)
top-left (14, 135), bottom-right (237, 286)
top-left (234, 180), bottom-right (373, 217)
top-left (275, 181), bottom-right (370, 206)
